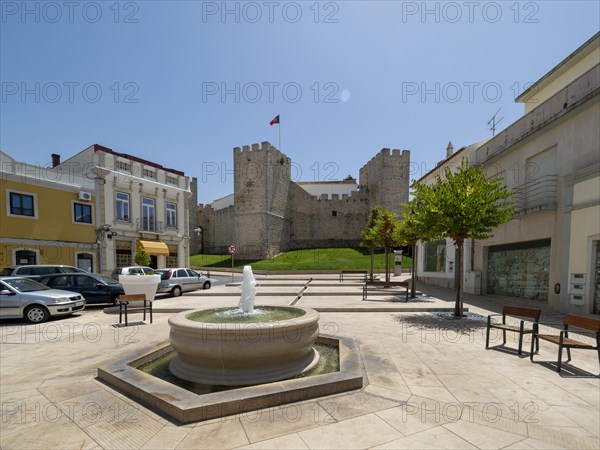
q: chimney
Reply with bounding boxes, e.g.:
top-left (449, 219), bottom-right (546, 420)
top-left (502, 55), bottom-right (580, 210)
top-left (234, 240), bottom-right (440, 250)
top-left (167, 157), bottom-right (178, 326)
top-left (51, 153), bottom-right (61, 168)
top-left (446, 142), bottom-right (454, 158)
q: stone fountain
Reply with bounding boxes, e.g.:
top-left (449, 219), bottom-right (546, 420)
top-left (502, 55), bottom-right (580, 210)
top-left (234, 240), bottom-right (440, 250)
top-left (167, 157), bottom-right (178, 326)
top-left (98, 265), bottom-right (363, 424)
top-left (168, 266), bottom-right (320, 385)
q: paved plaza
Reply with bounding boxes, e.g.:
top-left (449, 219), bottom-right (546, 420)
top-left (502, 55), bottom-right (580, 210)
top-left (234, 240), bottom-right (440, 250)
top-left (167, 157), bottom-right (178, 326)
top-left (1, 273), bottom-right (599, 449)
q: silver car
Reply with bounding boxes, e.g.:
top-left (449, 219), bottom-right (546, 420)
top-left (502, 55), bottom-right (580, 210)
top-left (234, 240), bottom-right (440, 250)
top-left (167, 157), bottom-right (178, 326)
top-left (156, 268), bottom-right (211, 297)
top-left (0, 277), bottom-right (86, 323)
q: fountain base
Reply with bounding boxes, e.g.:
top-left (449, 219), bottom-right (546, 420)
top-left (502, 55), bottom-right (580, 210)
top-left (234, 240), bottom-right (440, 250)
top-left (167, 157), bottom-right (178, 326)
top-left (97, 335), bottom-right (363, 424)
top-left (168, 306), bottom-right (321, 386)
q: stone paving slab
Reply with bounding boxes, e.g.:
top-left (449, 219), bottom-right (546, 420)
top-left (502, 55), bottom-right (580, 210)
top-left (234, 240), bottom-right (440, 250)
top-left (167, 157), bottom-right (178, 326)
top-left (1, 276), bottom-right (598, 449)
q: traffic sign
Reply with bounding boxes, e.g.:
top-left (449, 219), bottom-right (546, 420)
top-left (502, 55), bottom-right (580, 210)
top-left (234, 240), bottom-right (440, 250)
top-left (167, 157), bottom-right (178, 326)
top-left (228, 244), bottom-right (237, 254)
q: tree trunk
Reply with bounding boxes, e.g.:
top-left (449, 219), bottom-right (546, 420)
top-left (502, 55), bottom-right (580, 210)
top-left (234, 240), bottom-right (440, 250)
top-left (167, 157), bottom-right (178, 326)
top-left (454, 238), bottom-right (464, 317)
top-left (369, 247), bottom-right (374, 281)
top-left (384, 247), bottom-right (390, 282)
top-left (410, 241), bottom-right (416, 298)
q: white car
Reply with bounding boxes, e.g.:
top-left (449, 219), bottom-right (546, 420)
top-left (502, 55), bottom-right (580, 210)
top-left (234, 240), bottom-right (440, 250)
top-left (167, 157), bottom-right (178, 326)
top-left (110, 266), bottom-right (156, 280)
top-left (0, 277), bottom-right (86, 323)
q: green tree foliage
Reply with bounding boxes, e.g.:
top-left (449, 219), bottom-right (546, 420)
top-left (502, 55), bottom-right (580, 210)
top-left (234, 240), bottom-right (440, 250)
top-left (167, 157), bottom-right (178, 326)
top-left (134, 247), bottom-right (151, 267)
top-left (361, 207), bottom-right (403, 282)
top-left (411, 158), bottom-right (514, 316)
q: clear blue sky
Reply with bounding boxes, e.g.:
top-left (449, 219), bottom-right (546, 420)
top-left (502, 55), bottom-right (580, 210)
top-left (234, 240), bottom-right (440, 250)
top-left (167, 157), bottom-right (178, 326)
top-left (1, 1), bottom-right (599, 204)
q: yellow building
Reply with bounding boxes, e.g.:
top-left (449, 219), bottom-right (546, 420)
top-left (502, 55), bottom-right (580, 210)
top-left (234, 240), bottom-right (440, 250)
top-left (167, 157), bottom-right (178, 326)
top-left (0, 151), bottom-right (97, 270)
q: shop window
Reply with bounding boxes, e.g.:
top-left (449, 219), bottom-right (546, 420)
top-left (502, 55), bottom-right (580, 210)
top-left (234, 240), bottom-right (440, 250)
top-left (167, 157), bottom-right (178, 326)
top-left (487, 239), bottom-right (551, 301)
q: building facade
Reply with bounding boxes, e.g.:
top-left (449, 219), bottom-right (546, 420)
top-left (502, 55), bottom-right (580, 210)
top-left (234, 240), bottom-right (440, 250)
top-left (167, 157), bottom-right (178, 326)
top-left (57, 144), bottom-right (193, 275)
top-left (415, 32), bottom-right (600, 314)
top-left (198, 142), bottom-right (411, 259)
top-left (0, 151), bottom-right (97, 270)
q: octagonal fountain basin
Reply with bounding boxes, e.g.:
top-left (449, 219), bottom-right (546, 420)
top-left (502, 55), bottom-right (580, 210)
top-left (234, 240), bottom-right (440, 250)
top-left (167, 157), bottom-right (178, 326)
top-left (168, 306), bottom-right (320, 386)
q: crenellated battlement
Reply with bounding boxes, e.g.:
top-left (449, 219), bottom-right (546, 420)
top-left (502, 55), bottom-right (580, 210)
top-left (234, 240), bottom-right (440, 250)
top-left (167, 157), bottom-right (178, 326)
top-left (309, 189), bottom-right (368, 203)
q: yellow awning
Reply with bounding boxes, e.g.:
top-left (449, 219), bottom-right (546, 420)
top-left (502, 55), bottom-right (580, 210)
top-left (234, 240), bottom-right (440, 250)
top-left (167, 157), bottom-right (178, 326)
top-left (137, 240), bottom-right (169, 256)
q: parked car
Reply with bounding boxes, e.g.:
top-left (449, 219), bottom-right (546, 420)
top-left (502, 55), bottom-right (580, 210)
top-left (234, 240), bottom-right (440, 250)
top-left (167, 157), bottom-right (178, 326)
top-left (0, 277), bottom-right (85, 323)
top-left (38, 273), bottom-right (125, 305)
top-left (156, 268), bottom-right (211, 297)
top-left (0, 265), bottom-right (87, 279)
top-left (111, 266), bottom-right (156, 280)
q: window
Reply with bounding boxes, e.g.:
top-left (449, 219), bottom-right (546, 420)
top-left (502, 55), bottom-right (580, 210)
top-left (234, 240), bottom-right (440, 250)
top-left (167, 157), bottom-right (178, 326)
top-left (141, 197), bottom-right (156, 232)
top-left (176, 269), bottom-right (188, 277)
top-left (115, 240), bottom-right (132, 268)
top-left (15, 250), bottom-right (36, 265)
top-left (166, 175), bottom-right (178, 185)
top-left (115, 192), bottom-right (130, 221)
top-left (8, 192), bottom-right (35, 217)
top-left (115, 160), bottom-right (131, 172)
top-left (424, 240), bottom-right (447, 272)
top-left (487, 239), bottom-right (551, 301)
top-left (165, 202), bottom-right (177, 228)
top-left (167, 245), bottom-right (177, 267)
top-left (142, 168), bottom-right (156, 179)
top-left (73, 202), bottom-right (93, 224)
top-left (332, 211), bottom-right (337, 217)
top-left (76, 253), bottom-right (94, 272)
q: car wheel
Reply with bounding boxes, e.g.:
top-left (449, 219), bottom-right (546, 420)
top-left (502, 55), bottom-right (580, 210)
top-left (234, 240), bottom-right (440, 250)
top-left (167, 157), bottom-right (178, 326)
top-left (171, 286), bottom-right (182, 297)
top-left (25, 305), bottom-right (50, 323)
top-left (203, 281), bottom-right (211, 290)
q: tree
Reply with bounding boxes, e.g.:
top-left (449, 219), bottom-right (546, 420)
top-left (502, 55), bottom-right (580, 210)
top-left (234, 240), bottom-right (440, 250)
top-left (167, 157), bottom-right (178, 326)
top-left (134, 247), bottom-right (151, 267)
top-left (411, 158), bottom-right (514, 316)
top-left (361, 207), bottom-right (382, 281)
top-left (362, 207), bottom-right (403, 282)
top-left (397, 199), bottom-right (436, 298)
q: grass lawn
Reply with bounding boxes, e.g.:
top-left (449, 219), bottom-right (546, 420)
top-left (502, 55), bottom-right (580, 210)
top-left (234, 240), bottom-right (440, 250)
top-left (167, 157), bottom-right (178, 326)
top-left (190, 248), bottom-right (412, 271)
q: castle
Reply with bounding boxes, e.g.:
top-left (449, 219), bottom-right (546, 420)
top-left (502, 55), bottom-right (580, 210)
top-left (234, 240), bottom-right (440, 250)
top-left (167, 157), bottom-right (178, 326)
top-left (197, 141), bottom-right (410, 259)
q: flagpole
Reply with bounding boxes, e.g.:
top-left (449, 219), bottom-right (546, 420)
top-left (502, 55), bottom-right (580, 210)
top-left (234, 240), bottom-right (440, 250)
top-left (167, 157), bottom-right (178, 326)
top-left (278, 119), bottom-right (281, 151)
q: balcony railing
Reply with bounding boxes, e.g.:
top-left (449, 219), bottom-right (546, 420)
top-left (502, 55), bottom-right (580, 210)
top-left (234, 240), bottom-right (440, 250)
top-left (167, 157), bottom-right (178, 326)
top-left (137, 218), bottom-right (165, 233)
top-left (512, 175), bottom-right (558, 216)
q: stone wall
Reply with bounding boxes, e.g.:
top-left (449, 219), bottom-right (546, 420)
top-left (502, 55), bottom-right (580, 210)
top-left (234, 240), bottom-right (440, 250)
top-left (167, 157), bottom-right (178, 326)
top-left (233, 142), bottom-right (291, 259)
top-left (198, 142), bottom-right (411, 259)
top-left (359, 148), bottom-right (411, 217)
top-left (288, 183), bottom-right (370, 249)
top-left (198, 204), bottom-right (234, 254)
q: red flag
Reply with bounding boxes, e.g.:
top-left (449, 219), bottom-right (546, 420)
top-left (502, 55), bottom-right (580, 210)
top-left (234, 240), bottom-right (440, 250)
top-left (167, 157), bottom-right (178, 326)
top-left (269, 115), bottom-right (280, 126)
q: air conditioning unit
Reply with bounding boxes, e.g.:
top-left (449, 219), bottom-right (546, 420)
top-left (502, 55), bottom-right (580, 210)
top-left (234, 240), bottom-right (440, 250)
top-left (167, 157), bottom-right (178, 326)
top-left (78, 191), bottom-right (92, 201)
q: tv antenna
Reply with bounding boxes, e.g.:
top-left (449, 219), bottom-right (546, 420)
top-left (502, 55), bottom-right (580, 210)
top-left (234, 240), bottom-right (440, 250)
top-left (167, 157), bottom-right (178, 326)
top-left (487, 108), bottom-right (504, 136)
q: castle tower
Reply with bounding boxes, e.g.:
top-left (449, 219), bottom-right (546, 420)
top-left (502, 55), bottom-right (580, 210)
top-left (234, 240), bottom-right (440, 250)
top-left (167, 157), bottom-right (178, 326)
top-left (358, 148), bottom-right (410, 217)
top-left (233, 142), bottom-right (292, 259)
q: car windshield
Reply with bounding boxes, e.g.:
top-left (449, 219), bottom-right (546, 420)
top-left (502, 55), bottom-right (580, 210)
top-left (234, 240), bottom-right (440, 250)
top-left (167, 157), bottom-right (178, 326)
top-left (94, 274), bottom-right (120, 285)
top-left (2, 278), bottom-right (51, 292)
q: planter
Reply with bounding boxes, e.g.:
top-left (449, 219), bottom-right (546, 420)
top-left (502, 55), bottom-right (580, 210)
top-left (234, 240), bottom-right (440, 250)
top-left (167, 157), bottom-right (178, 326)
top-left (119, 274), bottom-right (161, 301)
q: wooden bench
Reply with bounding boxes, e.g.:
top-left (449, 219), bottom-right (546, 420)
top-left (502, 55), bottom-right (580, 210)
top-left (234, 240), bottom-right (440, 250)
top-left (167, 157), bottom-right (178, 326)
top-left (362, 281), bottom-right (409, 302)
top-left (339, 270), bottom-right (368, 282)
top-left (118, 294), bottom-right (153, 326)
top-left (485, 306), bottom-right (542, 355)
top-left (531, 314), bottom-right (600, 373)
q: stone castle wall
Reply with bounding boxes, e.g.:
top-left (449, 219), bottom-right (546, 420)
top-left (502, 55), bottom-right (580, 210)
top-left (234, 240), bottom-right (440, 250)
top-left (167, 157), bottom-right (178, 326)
top-left (197, 142), bottom-right (410, 259)
top-left (288, 183), bottom-right (369, 249)
top-left (233, 142), bottom-right (291, 259)
top-left (359, 148), bottom-right (411, 217)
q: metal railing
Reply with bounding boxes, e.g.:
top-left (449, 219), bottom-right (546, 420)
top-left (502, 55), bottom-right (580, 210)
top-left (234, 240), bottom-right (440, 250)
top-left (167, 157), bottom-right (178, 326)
top-left (512, 175), bottom-right (558, 215)
top-left (136, 218), bottom-right (165, 233)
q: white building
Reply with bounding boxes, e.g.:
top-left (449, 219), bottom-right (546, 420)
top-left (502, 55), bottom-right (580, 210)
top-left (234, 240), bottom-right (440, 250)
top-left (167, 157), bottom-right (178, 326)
top-left (416, 32), bottom-right (600, 314)
top-left (57, 144), bottom-right (193, 275)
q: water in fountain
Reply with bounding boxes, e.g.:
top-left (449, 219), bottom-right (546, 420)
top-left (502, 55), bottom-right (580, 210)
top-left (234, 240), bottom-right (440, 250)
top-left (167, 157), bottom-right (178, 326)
top-left (238, 265), bottom-right (255, 314)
